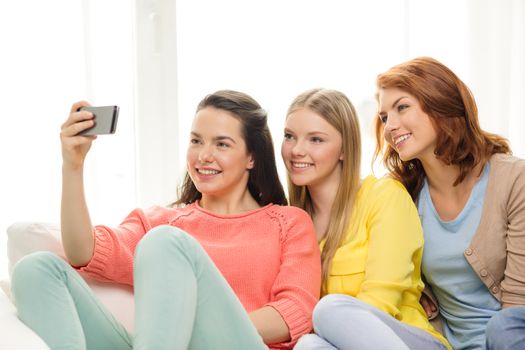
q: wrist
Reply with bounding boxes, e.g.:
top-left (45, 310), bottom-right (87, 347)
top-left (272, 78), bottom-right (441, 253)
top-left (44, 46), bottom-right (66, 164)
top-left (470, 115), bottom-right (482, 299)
top-left (62, 160), bottom-right (84, 173)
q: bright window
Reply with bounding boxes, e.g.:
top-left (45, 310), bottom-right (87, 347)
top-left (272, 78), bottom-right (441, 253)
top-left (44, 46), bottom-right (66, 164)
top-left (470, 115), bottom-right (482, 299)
top-left (0, 0), bottom-right (136, 278)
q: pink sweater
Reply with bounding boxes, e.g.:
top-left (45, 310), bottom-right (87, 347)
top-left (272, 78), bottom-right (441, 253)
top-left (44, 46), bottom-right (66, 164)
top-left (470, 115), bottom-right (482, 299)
top-left (78, 202), bottom-right (321, 348)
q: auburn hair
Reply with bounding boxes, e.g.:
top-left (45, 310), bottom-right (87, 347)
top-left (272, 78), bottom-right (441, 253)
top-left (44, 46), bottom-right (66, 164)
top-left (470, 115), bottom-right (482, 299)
top-left (374, 57), bottom-right (510, 200)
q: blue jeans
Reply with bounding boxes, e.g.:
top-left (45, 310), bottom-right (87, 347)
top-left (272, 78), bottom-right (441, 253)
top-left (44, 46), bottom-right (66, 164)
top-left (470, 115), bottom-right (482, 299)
top-left (486, 305), bottom-right (525, 350)
top-left (11, 225), bottom-right (267, 350)
top-left (294, 294), bottom-right (447, 350)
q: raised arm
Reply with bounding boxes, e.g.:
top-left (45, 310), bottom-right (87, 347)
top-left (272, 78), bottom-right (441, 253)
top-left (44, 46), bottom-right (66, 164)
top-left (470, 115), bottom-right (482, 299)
top-left (60, 101), bottom-right (98, 267)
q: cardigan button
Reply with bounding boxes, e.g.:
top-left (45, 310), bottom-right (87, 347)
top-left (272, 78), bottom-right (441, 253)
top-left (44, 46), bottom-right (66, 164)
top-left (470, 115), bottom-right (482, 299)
top-left (492, 286), bottom-right (500, 294)
top-left (480, 269), bottom-right (488, 277)
top-left (465, 248), bottom-right (473, 256)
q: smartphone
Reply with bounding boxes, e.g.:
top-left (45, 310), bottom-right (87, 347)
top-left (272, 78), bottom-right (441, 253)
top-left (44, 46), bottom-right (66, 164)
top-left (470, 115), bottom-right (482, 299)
top-left (77, 105), bottom-right (119, 135)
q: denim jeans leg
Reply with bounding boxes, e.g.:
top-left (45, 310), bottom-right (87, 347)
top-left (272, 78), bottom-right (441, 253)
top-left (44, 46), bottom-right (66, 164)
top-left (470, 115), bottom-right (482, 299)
top-left (486, 306), bottom-right (525, 350)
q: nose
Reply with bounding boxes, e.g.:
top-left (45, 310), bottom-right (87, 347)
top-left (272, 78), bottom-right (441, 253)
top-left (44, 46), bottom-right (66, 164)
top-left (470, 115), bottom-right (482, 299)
top-left (291, 140), bottom-right (306, 157)
top-left (198, 144), bottom-right (214, 163)
top-left (384, 113), bottom-right (400, 135)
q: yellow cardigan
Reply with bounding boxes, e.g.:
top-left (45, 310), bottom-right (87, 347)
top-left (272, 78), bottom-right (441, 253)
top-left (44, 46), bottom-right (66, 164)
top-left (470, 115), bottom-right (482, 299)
top-left (322, 176), bottom-right (450, 349)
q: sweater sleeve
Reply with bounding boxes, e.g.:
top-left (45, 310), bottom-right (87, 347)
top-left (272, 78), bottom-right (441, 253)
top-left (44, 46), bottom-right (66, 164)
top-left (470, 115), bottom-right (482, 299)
top-left (265, 207), bottom-right (321, 348)
top-left (501, 159), bottom-right (525, 304)
top-left (76, 206), bottom-right (166, 285)
top-left (356, 179), bottom-right (424, 318)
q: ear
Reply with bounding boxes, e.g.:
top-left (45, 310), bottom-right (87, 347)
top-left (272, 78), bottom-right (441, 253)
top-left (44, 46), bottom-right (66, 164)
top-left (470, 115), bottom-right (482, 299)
top-left (339, 151), bottom-right (344, 161)
top-left (247, 154), bottom-right (255, 170)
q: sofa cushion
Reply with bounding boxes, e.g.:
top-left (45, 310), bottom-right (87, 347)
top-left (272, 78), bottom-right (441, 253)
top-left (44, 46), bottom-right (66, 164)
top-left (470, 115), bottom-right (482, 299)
top-left (7, 222), bottom-right (63, 276)
top-left (6, 222), bottom-right (135, 333)
top-left (0, 286), bottom-right (50, 349)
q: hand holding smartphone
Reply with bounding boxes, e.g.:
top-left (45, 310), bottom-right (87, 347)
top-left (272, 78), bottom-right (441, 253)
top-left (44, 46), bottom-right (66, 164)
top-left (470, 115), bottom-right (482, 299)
top-left (77, 105), bottom-right (119, 135)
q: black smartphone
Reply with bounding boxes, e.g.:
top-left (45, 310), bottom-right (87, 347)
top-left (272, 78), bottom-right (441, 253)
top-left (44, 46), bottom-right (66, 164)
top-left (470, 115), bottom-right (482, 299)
top-left (77, 105), bottom-right (119, 135)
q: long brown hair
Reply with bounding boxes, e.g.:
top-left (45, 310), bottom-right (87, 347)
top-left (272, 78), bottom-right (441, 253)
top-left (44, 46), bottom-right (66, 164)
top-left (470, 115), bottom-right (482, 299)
top-left (374, 57), bottom-right (511, 200)
top-left (286, 88), bottom-right (361, 294)
top-left (175, 90), bottom-right (287, 206)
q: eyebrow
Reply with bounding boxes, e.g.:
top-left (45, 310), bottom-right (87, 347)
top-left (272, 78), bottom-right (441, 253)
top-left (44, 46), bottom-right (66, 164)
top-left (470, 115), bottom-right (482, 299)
top-left (284, 128), bottom-right (329, 136)
top-left (379, 96), bottom-right (409, 115)
top-left (191, 132), bottom-right (237, 144)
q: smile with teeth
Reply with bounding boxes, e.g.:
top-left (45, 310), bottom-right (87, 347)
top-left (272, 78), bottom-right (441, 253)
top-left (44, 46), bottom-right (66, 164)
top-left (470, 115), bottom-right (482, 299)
top-left (197, 168), bottom-right (221, 175)
top-left (292, 162), bottom-right (313, 168)
top-left (394, 134), bottom-right (411, 146)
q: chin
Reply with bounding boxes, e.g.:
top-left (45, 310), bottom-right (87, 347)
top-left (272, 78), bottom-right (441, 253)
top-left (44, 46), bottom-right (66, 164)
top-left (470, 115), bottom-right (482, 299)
top-left (397, 151), bottom-right (418, 162)
top-left (289, 176), bottom-right (312, 187)
top-left (398, 154), bottom-right (409, 162)
top-left (193, 183), bottom-right (216, 194)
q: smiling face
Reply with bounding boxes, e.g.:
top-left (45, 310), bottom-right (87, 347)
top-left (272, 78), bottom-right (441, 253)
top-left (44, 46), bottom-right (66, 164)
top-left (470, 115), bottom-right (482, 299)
top-left (281, 107), bottom-right (343, 188)
top-left (186, 107), bottom-right (254, 200)
top-left (378, 87), bottom-right (438, 162)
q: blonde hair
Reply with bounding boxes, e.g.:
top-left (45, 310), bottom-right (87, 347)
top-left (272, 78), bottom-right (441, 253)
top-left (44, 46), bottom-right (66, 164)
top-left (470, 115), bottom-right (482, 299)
top-left (286, 88), bottom-right (361, 295)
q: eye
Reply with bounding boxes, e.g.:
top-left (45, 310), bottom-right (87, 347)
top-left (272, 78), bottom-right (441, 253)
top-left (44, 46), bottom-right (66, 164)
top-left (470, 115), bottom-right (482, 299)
top-left (283, 132), bottom-right (294, 141)
top-left (190, 138), bottom-right (201, 145)
top-left (310, 136), bottom-right (323, 144)
top-left (217, 141), bottom-right (230, 148)
top-left (379, 114), bottom-right (388, 124)
top-left (397, 104), bottom-right (409, 112)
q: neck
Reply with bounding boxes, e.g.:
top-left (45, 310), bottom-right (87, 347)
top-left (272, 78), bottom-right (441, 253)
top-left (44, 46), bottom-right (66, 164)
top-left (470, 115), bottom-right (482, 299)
top-left (420, 156), bottom-right (484, 197)
top-left (200, 188), bottom-right (260, 215)
top-left (307, 166), bottom-right (342, 221)
top-left (309, 183), bottom-right (338, 218)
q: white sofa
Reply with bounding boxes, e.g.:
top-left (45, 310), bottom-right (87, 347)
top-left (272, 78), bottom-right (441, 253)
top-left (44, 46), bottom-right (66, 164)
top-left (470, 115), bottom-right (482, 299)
top-left (0, 222), bottom-right (135, 349)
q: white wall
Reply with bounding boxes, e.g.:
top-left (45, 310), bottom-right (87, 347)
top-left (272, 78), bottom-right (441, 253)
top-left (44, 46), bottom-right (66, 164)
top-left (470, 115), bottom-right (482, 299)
top-left (0, 0), bottom-right (524, 279)
top-left (174, 0), bottom-right (525, 184)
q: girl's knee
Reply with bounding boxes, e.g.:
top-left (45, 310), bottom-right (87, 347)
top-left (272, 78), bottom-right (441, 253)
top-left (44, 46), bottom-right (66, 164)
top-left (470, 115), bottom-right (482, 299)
top-left (486, 307), bottom-right (525, 342)
top-left (11, 252), bottom-right (64, 297)
top-left (12, 252), bottom-right (62, 280)
top-left (313, 294), bottom-right (350, 327)
top-left (135, 225), bottom-right (200, 261)
top-left (313, 295), bottom-right (374, 331)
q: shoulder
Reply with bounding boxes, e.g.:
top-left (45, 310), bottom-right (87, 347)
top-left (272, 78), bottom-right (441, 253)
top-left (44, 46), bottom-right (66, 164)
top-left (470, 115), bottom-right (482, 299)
top-left (361, 175), bottom-right (412, 202)
top-left (488, 154), bottom-right (525, 197)
top-left (267, 204), bottom-right (311, 220)
top-left (137, 204), bottom-right (191, 225)
top-left (359, 175), bottom-right (419, 223)
top-left (264, 205), bottom-right (315, 238)
top-left (490, 153), bottom-right (525, 176)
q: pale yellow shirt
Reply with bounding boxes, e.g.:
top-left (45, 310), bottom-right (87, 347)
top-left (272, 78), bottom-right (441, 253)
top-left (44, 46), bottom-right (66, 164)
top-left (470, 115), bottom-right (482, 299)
top-left (322, 175), bottom-right (450, 349)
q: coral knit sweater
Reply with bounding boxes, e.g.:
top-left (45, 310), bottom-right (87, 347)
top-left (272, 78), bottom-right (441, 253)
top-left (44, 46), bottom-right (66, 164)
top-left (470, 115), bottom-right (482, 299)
top-left (78, 202), bottom-right (321, 349)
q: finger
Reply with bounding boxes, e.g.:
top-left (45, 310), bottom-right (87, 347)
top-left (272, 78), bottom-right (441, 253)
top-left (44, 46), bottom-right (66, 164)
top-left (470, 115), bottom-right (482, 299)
top-left (61, 119), bottom-right (96, 137)
top-left (423, 303), bottom-right (435, 317)
top-left (70, 101), bottom-right (91, 114)
top-left (74, 134), bottom-right (98, 143)
top-left (66, 101), bottom-right (92, 126)
top-left (62, 134), bottom-right (96, 149)
top-left (61, 110), bottom-right (96, 130)
top-left (422, 303), bottom-right (431, 313)
top-left (422, 296), bottom-right (437, 311)
top-left (420, 299), bottom-right (431, 312)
